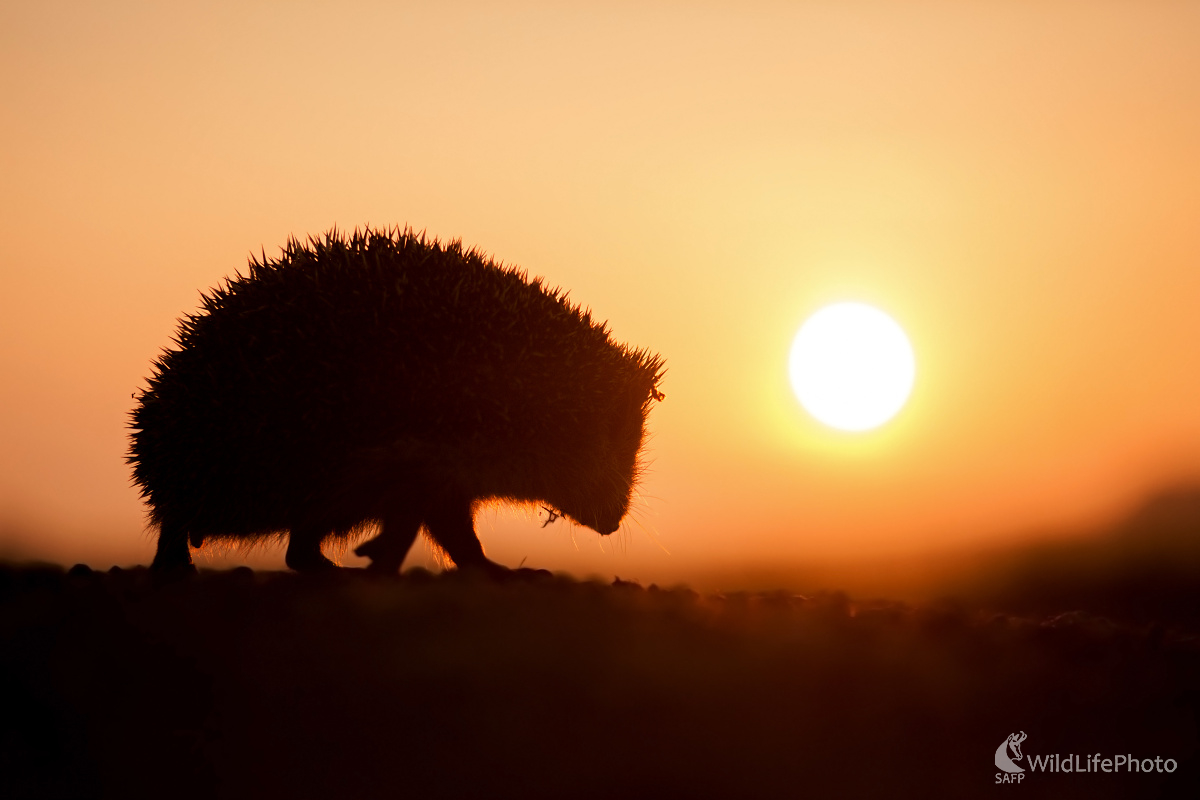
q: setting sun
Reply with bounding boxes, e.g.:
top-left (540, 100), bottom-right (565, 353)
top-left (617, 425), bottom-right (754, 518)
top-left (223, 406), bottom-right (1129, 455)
top-left (788, 302), bottom-right (916, 432)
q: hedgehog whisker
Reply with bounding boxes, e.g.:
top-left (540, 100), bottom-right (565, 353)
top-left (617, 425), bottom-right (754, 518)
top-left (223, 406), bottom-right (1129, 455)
top-left (626, 507), bottom-right (670, 556)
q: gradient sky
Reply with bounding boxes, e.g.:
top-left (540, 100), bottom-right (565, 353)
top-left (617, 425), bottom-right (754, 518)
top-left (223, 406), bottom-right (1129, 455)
top-left (3, 1), bottom-right (1199, 583)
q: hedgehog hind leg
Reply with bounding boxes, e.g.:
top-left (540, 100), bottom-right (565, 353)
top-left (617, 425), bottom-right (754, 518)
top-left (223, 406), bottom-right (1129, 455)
top-left (285, 523), bottom-right (337, 572)
top-left (424, 495), bottom-right (508, 578)
top-left (354, 509), bottom-right (421, 574)
top-left (151, 516), bottom-right (196, 574)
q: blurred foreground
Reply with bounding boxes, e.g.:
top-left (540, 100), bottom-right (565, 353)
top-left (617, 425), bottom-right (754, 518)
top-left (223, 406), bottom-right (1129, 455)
top-left (2, 563), bottom-right (1198, 799)
top-left (698, 485), bottom-right (1200, 633)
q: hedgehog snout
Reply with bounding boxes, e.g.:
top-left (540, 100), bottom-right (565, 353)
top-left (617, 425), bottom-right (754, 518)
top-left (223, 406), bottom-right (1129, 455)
top-left (591, 504), bottom-right (625, 535)
top-left (569, 504), bottom-right (623, 536)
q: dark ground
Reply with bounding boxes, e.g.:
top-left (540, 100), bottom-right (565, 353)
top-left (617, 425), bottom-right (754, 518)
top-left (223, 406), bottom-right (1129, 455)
top-left (2, 562), bottom-right (1198, 800)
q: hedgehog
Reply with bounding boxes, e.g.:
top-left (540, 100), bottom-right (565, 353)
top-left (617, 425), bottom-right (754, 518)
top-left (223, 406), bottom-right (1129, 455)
top-left (128, 227), bottom-right (665, 575)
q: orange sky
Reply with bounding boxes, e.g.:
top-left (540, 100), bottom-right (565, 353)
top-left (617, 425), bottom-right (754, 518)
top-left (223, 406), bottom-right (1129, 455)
top-left (3, 2), bottom-right (1200, 583)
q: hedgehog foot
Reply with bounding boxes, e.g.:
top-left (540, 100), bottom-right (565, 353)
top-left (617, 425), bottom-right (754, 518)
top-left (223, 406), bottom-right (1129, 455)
top-left (150, 553), bottom-right (197, 573)
top-left (512, 566), bottom-right (555, 581)
top-left (424, 495), bottom-right (500, 573)
top-left (451, 560), bottom-right (553, 583)
top-left (355, 511), bottom-right (422, 574)
top-left (285, 548), bottom-right (338, 572)
top-left (453, 559), bottom-right (516, 581)
top-left (355, 538), bottom-right (406, 574)
top-left (489, 563), bottom-right (554, 582)
top-left (285, 527), bottom-right (338, 573)
top-left (151, 520), bottom-right (195, 574)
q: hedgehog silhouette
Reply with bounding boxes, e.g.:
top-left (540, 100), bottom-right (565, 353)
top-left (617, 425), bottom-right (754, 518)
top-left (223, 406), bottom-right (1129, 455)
top-left (129, 227), bottom-right (665, 574)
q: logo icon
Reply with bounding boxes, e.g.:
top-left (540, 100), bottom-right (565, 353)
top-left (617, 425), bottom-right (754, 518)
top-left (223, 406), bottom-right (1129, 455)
top-left (996, 732), bottom-right (1028, 773)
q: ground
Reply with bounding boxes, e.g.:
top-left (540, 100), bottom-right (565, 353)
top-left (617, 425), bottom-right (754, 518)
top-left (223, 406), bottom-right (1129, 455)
top-left (2, 563), bottom-right (1197, 799)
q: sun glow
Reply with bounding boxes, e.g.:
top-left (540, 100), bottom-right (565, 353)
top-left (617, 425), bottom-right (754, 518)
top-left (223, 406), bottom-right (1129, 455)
top-left (789, 302), bottom-right (915, 432)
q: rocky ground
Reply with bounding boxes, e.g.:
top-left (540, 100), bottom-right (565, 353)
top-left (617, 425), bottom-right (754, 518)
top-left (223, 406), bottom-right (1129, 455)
top-left (2, 563), bottom-right (1198, 799)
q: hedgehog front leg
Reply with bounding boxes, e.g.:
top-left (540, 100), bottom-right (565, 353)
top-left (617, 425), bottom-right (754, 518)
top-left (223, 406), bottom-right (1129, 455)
top-left (285, 522), bottom-right (337, 572)
top-left (423, 495), bottom-right (508, 577)
top-left (151, 516), bottom-right (195, 573)
top-left (354, 509), bottom-right (422, 574)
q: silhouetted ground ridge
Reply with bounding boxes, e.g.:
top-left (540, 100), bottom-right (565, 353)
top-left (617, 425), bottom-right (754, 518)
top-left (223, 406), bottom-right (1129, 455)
top-left (2, 564), bottom-right (1197, 799)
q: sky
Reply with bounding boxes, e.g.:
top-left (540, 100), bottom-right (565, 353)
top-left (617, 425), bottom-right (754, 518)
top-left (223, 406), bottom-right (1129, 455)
top-left (2, 1), bottom-right (1199, 584)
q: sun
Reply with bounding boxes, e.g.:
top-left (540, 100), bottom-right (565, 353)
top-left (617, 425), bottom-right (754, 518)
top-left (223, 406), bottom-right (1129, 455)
top-left (788, 302), bottom-right (915, 432)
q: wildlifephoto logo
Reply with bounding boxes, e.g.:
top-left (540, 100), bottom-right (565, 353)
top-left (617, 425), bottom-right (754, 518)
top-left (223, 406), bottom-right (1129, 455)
top-left (995, 732), bottom-right (1027, 782)
top-left (994, 732), bottom-right (1179, 785)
